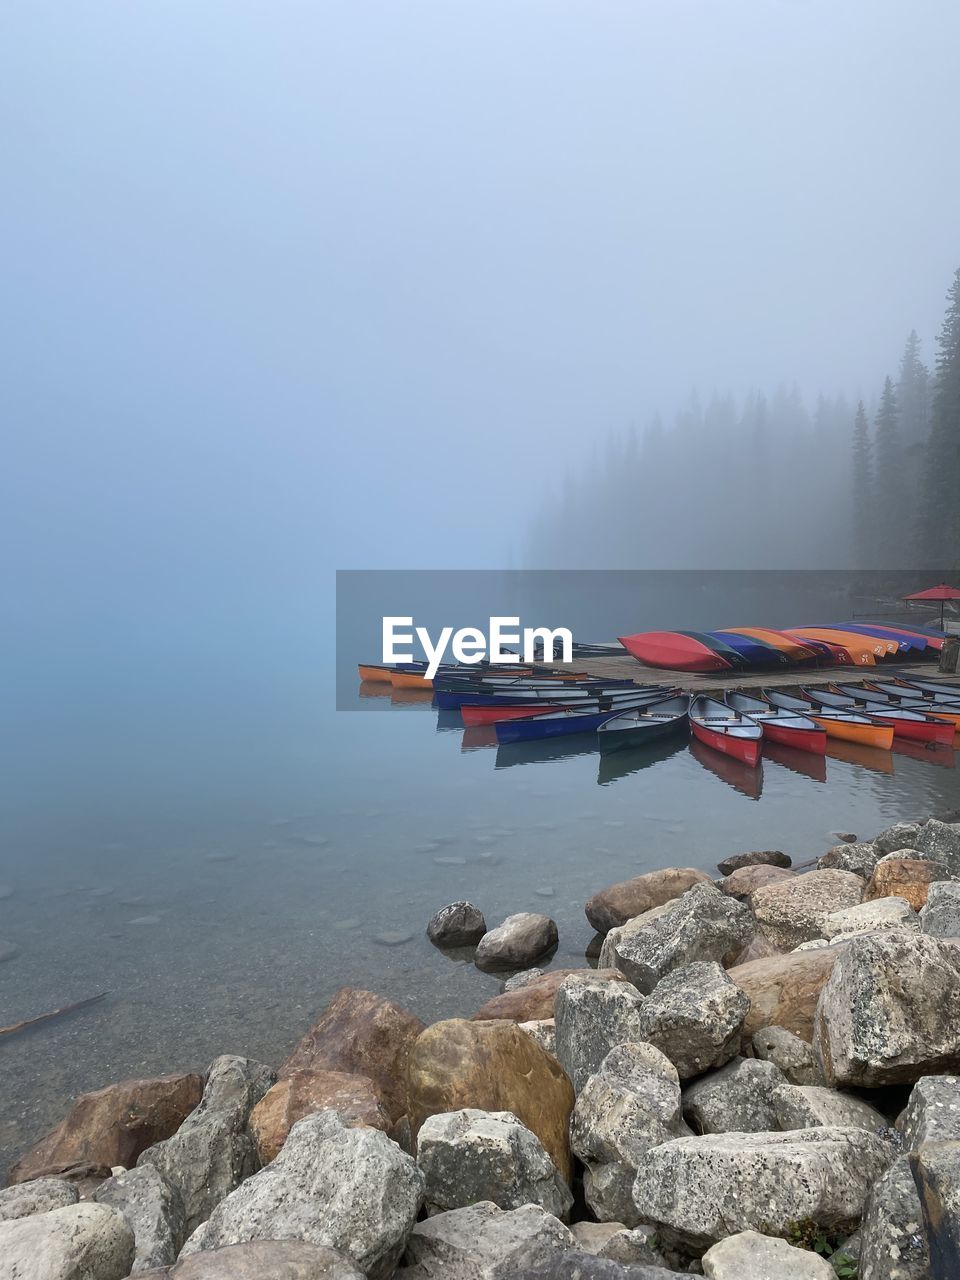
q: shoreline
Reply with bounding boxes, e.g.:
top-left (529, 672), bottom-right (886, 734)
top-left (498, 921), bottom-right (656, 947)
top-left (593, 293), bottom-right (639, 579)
top-left (4, 813), bottom-right (960, 1277)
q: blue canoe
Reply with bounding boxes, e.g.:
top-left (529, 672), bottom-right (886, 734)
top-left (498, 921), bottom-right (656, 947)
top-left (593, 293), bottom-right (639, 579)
top-left (710, 631), bottom-right (791, 667)
top-left (494, 690), bottom-right (680, 744)
top-left (831, 622), bottom-right (933, 654)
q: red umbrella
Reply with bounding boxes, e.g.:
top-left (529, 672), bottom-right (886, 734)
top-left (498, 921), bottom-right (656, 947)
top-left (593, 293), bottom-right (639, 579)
top-left (904, 583), bottom-right (960, 630)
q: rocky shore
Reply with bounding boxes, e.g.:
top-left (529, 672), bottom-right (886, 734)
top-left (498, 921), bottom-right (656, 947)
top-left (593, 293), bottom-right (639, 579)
top-left (4, 816), bottom-right (960, 1279)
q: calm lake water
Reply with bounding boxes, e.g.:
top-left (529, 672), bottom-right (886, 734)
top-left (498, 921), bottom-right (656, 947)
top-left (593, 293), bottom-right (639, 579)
top-left (2, 645), bottom-right (959, 1175)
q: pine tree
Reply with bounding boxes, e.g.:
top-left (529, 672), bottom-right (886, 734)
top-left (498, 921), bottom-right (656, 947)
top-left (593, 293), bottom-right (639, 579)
top-left (873, 376), bottom-right (902, 567)
top-left (919, 268), bottom-right (960, 568)
top-left (852, 400), bottom-right (874, 568)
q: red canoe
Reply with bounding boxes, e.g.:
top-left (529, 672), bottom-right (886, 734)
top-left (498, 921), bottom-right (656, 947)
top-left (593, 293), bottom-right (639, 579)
top-left (689, 695), bottom-right (763, 766)
top-left (619, 631), bottom-right (732, 673)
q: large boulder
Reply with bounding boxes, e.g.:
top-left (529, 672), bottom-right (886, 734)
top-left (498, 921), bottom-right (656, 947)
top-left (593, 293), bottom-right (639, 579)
top-left (601, 884), bottom-right (754, 994)
top-left (553, 973), bottom-right (647, 1093)
top-left (875, 823), bottom-right (922, 856)
top-left (771, 1083), bottom-right (888, 1134)
top-left (249, 1070), bottom-right (390, 1164)
top-left (701, 1229), bottom-right (836, 1279)
top-left (0, 1177), bottom-right (78, 1221)
top-left (0, 1201), bottom-right (135, 1279)
top-left (751, 1025), bottom-right (824, 1084)
top-left (427, 902), bottom-right (487, 948)
top-left (858, 1155), bottom-right (930, 1280)
top-left (633, 962), bottom-right (750, 1079)
top-left (814, 932), bottom-right (960, 1086)
top-left (279, 988), bottom-right (425, 1123)
top-left (921, 881), bottom-right (960, 937)
top-left (915, 818), bottom-right (960, 875)
top-left (897, 1075), bottom-right (960, 1148)
top-left (864, 857), bottom-right (947, 910)
top-left (728, 946), bottom-right (842, 1042)
top-left (631, 1127), bottom-right (894, 1252)
top-left (6, 1073), bottom-right (204, 1185)
top-left (749, 870), bottom-right (865, 950)
top-left (716, 850), bottom-right (791, 876)
top-left (473, 970), bottom-right (629, 1023)
top-left (179, 1110), bottom-right (422, 1280)
top-left (817, 841), bottom-right (881, 879)
top-left (138, 1055), bottom-right (275, 1236)
top-left (136, 1240), bottom-right (365, 1277)
top-left (682, 1057), bottom-right (784, 1134)
top-left (407, 1019), bottom-right (575, 1181)
top-left (570, 1042), bottom-right (686, 1226)
top-left (475, 914), bottom-right (559, 973)
top-left (910, 1139), bottom-right (960, 1280)
top-left (417, 1109), bottom-right (571, 1219)
top-left (585, 868), bottom-right (712, 935)
top-left (821, 895), bottom-right (919, 939)
top-left (94, 1164), bottom-right (185, 1272)
top-left (402, 1201), bottom-right (574, 1279)
top-left (716, 864), bottom-right (794, 899)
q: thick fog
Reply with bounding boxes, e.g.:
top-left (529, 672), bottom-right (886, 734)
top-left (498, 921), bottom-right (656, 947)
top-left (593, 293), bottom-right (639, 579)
top-left (3, 0), bottom-right (959, 621)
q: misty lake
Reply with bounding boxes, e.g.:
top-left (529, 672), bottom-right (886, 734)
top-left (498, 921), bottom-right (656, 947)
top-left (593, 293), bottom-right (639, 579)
top-left (2, 646), bottom-right (959, 1175)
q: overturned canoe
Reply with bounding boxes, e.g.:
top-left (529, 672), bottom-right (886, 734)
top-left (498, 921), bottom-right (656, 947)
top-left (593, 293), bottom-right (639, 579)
top-left (619, 631), bottom-right (732, 672)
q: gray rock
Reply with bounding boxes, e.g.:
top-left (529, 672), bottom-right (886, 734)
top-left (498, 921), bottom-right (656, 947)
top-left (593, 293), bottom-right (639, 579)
top-left (814, 932), bottom-right (960, 1086)
top-left (570, 1041), bottom-right (686, 1226)
top-left (495, 1253), bottom-right (686, 1279)
top-left (519, 1020), bottom-right (556, 1056)
top-left (598, 1227), bottom-right (668, 1267)
top-left (94, 1163), bottom-right (186, 1271)
top-left (750, 870), bottom-right (865, 950)
top-left (898, 1075), bottom-right (960, 1148)
top-left (503, 969), bottom-right (545, 993)
top-left (631, 1126), bottom-right (894, 1252)
top-left (682, 1057), bottom-right (784, 1134)
top-left (910, 1138), bottom-right (960, 1280)
top-left (701, 1229), bottom-right (835, 1278)
top-left (716, 850), bottom-right (791, 876)
top-left (821, 895), bottom-right (918, 939)
top-left (427, 902), bottom-right (487, 948)
top-left (178, 1110), bottom-right (422, 1280)
top-left (554, 973), bottom-right (647, 1093)
top-left (568, 1222), bottom-right (627, 1254)
top-left (136, 1240), bottom-right (366, 1277)
top-left (751, 1025), bottom-right (824, 1084)
top-left (603, 885), bottom-right (754, 994)
top-left (633, 962), bottom-right (750, 1080)
top-left (0, 940), bottom-right (20, 963)
top-left (771, 1083), bottom-right (888, 1134)
top-left (0, 1177), bottom-right (78, 1221)
top-left (416, 1109), bottom-right (572, 1219)
top-left (875, 823), bottom-right (922, 855)
top-left (922, 881), bottom-right (960, 937)
top-left (138, 1055), bottom-right (275, 1235)
top-left (475, 915), bottom-right (559, 974)
top-left (817, 841), bottom-right (881, 878)
top-left (859, 1155), bottom-right (930, 1280)
top-left (402, 1201), bottom-right (575, 1279)
top-left (916, 818), bottom-right (960, 875)
top-left (0, 1201), bottom-right (135, 1280)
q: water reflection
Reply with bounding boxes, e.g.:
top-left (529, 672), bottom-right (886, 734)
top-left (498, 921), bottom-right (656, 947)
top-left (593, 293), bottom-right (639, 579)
top-left (596, 736), bottom-right (688, 786)
top-left (689, 736), bottom-right (764, 799)
top-left (825, 739), bottom-right (895, 775)
top-left (763, 741), bottom-right (827, 784)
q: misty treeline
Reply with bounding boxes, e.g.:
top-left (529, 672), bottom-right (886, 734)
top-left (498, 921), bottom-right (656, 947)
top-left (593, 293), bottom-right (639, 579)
top-left (529, 268), bottom-right (960, 572)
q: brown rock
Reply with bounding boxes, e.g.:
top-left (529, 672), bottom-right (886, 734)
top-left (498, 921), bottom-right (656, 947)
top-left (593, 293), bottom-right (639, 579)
top-left (731, 933), bottom-right (785, 965)
top-left (407, 1018), bottom-right (575, 1180)
top-left (728, 946), bottom-right (844, 1043)
top-left (585, 867), bottom-right (712, 934)
top-left (280, 988), bottom-right (425, 1123)
top-left (864, 858), bottom-right (944, 910)
top-left (6, 1073), bottom-right (203, 1186)
top-left (471, 968), bottom-right (630, 1023)
top-left (718, 864), bottom-right (796, 899)
top-left (249, 1069), bottom-right (391, 1163)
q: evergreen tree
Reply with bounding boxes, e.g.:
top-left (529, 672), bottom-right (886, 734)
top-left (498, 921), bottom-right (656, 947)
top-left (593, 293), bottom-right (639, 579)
top-left (851, 400), bottom-right (874, 568)
top-left (919, 268), bottom-right (960, 568)
top-left (873, 376), bottom-right (902, 566)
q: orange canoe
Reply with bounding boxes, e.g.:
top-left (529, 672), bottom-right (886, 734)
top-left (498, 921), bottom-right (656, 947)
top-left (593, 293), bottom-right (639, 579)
top-left (785, 629), bottom-right (881, 665)
top-left (798, 626), bottom-right (899, 657)
top-left (808, 712), bottom-right (894, 749)
top-left (725, 628), bottom-right (819, 663)
top-left (359, 663), bottom-right (394, 682)
top-left (388, 669), bottom-right (433, 690)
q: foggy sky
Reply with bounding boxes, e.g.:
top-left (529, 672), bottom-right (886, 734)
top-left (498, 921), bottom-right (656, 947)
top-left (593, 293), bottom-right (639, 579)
top-left (3, 0), bottom-right (959, 611)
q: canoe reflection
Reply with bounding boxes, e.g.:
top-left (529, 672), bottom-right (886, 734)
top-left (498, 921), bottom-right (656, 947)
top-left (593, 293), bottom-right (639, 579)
top-left (762, 741), bottom-right (828, 784)
top-left (494, 732), bottom-right (601, 770)
top-left (596, 735), bottom-right (688, 785)
top-left (688, 736), bottom-right (763, 800)
top-left (825, 739), bottom-right (895, 775)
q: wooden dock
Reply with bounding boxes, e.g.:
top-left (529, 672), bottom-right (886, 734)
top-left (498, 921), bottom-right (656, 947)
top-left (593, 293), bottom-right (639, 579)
top-left (545, 654), bottom-right (956, 693)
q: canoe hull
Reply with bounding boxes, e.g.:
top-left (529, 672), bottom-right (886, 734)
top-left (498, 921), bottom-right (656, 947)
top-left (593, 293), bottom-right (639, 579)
top-left (619, 632), bottom-right (732, 672)
top-left (758, 720), bottom-right (827, 755)
top-left (598, 715), bottom-right (688, 755)
top-left (690, 718), bottom-right (761, 767)
top-left (389, 670), bottom-right (433, 690)
top-left (809, 715), bottom-right (894, 750)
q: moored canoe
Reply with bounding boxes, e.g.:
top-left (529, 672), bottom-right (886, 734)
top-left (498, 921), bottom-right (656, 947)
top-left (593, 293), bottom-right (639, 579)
top-left (689, 695), bottom-right (762, 767)
top-left (597, 694), bottom-right (691, 754)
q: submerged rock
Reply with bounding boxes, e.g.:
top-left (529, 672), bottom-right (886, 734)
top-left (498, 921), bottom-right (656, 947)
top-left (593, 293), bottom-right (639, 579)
top-left (416, 1109), bottom-right (572, 1219)
top-left (179, 1110), bottom-right (423, 1280)
top-left (407, 1018), bottom-right (575, 1181)
top-left (474, 913), bottom-right (559, 973)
